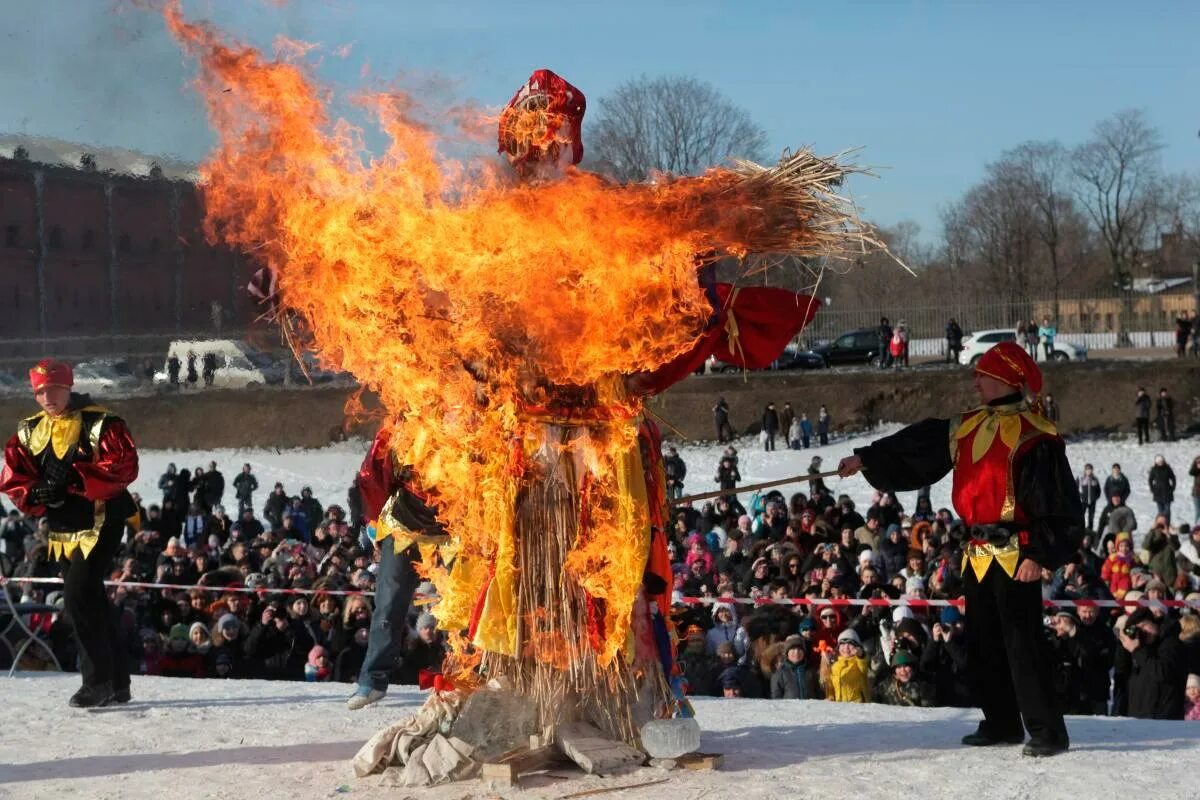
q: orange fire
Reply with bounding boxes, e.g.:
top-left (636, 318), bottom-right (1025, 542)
top-left (163, 4), bottom-right (863, 664)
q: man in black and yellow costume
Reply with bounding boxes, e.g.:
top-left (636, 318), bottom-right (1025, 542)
top-left (839, 342), bottom-right (1081, 757)
top-left (0, 359), bottom-right (139, 708)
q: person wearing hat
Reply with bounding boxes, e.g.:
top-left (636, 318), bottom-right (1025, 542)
top-left (0, 359), bottom-right (140, 708)
top-left (839, 341), bottom-right (1082, 757)
top-left (819, 628), bottom-right (869, 702)
top-left (347, 427), bottom-right (445, 710)
top-left (873, 648), bottom-right (933, 707)
top-left (677, 625), bottom-right (717, 697)
top-left (1184, 674), bottom-right (1200, 721)
top-left (1119, 607), bottom-right (1187, 720)
top-left (771, 635), bottom-right (817, 700)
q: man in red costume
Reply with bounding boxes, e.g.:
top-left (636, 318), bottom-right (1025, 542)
top-left (0, 359), bottom-right (139, 707)
top-left (838, 342), bottom-right (1082, 757)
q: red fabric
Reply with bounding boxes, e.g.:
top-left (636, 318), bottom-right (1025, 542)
top-left (0, 434), bottom-right (41, 515)
top-left (950, 412), bottom-right (1053, 527)
top-left (498, 69), bottom-right (586, 167)
top-left (638, 420), bottom-right (673, 619)
top-left (357, 428), bottom-right (399, 523)
top-left (637, 284), bottom-right (820, 396)
top-left (975, 341), bottom-right (1043, 394)
top-left (74, 419), bottom-right (138, 502)
top-left (29, 359), bottom-right (73, 391)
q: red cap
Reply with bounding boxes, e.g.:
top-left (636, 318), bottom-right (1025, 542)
top-left (29, 359), bottom-right (73, 392)
top-left (498, 69), bottom-right (586, 168)
top-left (975, 342), bottom-right (1042, 394)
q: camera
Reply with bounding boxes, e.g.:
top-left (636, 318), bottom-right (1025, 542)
top-left (1122, 623), bottom-right (1138, 639)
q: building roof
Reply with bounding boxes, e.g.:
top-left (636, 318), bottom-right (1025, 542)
top-left (1131, 276), bottom-right (1193, 295)
top-left (0, 133), bottom-right (198, 181)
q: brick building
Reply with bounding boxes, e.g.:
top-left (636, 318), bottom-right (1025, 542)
top-left (0, 148), bottom-right (259, 361)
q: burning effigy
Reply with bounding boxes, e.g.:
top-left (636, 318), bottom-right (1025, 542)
top-left (165, 1), bottom-right (888, 787)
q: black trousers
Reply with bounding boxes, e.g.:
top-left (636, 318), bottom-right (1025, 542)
top-left (963, 561), bottom-right (1067, 746)
top-left (1083, 501), bottom-right (1097, 531)
top-left (62, 521), bottom-right (129, 691)
top-left (1135, 418), bottom-right (1150, 444)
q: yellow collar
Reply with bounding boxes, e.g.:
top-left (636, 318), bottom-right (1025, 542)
top-left (26, 411), bottom-right (83, 460)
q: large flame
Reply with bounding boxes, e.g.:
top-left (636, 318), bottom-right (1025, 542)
top-left (163, 3), bottom-right (870, 663)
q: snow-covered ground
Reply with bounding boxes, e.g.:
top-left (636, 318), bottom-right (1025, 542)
top-left (129, 429), bottom-right (1199, 546)
top-left (1, 673), bottom-right (1197, 800)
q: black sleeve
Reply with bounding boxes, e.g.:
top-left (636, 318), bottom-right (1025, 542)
top-left (1015, 438), bottom-right (1086, 570)
top-left (854, 418), bottom-right (954, 493)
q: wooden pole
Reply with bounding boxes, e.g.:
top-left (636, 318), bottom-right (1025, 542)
top-left (674, 468), bottom-right (842, 505)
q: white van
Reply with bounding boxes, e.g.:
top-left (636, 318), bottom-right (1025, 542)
top-left (153, 340), bottom-right (270, 389)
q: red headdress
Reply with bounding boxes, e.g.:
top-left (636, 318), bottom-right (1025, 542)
top-left (498, 69), bottom-right (586, 169)
top-left (975, 341), bottom-right (1042, 396)
top-left (29, 359), bottom-right (73, 392)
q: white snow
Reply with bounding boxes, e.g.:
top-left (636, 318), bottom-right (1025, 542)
top-left (1, 673), bottom-right (1197, 799)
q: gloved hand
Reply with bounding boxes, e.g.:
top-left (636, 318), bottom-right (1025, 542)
top-left (30, 481), bottom-right (66, 508)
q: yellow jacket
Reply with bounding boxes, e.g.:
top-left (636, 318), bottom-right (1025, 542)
top-left (828, 656), bottom-right (870, 703)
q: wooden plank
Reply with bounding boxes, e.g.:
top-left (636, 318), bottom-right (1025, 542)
top-left (676, 752), bottom-right (723, 771)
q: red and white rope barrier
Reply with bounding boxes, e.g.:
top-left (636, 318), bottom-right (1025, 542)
top-left (3, 575), bottom-right (1196, 611)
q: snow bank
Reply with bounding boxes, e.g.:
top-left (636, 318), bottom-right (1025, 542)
top-left (1, 673), bottom-right (1196, 799)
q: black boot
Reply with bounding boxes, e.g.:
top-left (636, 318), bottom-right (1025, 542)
top-left (69, 683), bottom-right (115, 709)
top-left (1022, 740), bottom-right (1069, 758)
top-left (113, 686), bottom-right (131, 704)
top-left (961, 726), bottom-right (1024, 747)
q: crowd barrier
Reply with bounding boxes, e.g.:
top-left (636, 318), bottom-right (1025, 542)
top-left (4, 576), bottom-right (1198, 611)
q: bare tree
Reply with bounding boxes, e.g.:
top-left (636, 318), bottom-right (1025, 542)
top-left (1071, 109), bottom-right (1163, 344)
top-left (588, 75), bottom-right (768, 181)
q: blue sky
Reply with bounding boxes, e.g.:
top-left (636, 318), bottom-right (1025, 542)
top-left (2, 0), bottom-right (1197, 241)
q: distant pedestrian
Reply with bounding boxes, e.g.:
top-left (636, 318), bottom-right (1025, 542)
top-left (1155, 388), bottom-right (1175, 442)
top-left (799, 413), bottom-right (813, 449)
top-left (1176, 311), bottom-right (1194, 358)
top-left (1078, 463), bottom-right (1101, 531)
top-left (1038, 317), bottom-right (1057, 361)
top-left (186, 352), bottom-right (199, 386)
top-left (788, 416), bottom-right (802, 450)
top-left (1134, 388), bottom-right (1151, 445)
top-left (713, 398), bottom-right (734, 444)
top-left (233, 464), bottom-right (258, 515)
top-left (878, 317), bottom-right (893, 369)
top-left (1043, 393), bottom-right (1059, 424)
top-left (202, 352), bottom-right (218, 387)
top-left (778, 402), bottom-right (795, 444)
top-left (1190, 455), bottom-right (1200, 524)
top-left (1024, 319), bottom-right (1039, 359)
top-left (889, 322), bottom-right (909, 368)
top-left (663, 446), bottom-right (687, 502)
top-left (946, 318), bottom-right (964, 363)
top-left (761, 403), bottom-right (780, 452)
top-left (1148, 455), bottom-right (1176, 524)
top-left (715, 456), bottom-right (741, 500)
top-left (817, 405), bottom-right (831, 446)
top-left (167, 355), bottom-right (181, 387)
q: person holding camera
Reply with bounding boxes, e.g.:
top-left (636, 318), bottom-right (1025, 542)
top-left (1118, 607), bottom-right (1187, 720)
top-left (0, 359), bottom-right (139, 708)
top-left (838, 342), bottom-right (1083, 757)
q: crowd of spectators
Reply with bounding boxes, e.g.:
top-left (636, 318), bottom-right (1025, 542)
top-left (1, 462), bottom-right (444, 687)
top-left (667, 446), bottom-right (1200, 721)
top-left (3, 444), bottom-right (1199, 723)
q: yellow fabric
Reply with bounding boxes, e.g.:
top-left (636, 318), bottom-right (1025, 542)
top-left (722, 287), bottom-right (744, 366)
top-left (962, 536), bottom-right (1021, 581)
top-left (47, 499), bottom-right (106, 561)
top-left (470, 465), bottom-right (519, 656)
top-left (829, 656), bottom-right (870, 702)
top-left (20, 404), bottom-right (110, 459)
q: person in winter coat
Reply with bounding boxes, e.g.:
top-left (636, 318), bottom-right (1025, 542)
top-left (299, 487), bottom-right (323, 527)
top-left (771, 636), bottom-right (818, 699)
top-left (873, 649), bottom-right (934, 707)
top-left (889, 324), bottom-right (909, 368)
top-left (1042, 393), bottom-right (1060, 424)
top-left (1121, 607), bottom-right (1187, 720)
top-left (304, 645), bottom-right (334, 682)
top-left (263, 483), bottom-right (289, 529)
top-left (878, 525), bottom-right (908, 580)
top-left (1102, 495), bottom-right (1137, 539)
top-left (922, 607), bottom-right (971, 707)
top-left (1101, 532), bottom-right (1136, 599)
top-left (245, 602), bottom-right (300, 681)
top-left (1148, 455), bottom-right (1176, 523)
top-left (715, 457), bottom-right (740, 499)
top-left (1078, 463), bottom-right (1102, 531)
top-left (822, 629), bottom-right (870, 702)
top-left (155, 624), bottom-right (206, 679)
top-left (1155, 388), bottom-right (1176, 442)
top-left (877, 317), bottom-right (894, 369)
top-left (799, 414), bottom-right (813, 449)
top-left (713, 398), bottom-right (734, 443)
top-left (678, 626), bottom-right (718, 696)
top-left (1185, 674), bottom-right (1200, 721)
top-left (807, 457), bottom-right (828, 497)
top-left (1134, 388), bottom-right (1152, 445)
top-left (199, 461), bottom-right (225, 512)
top-left (945, 318), bottom-right (964, 363)
top-left (663, 446), bottom-right (687, 501)
top-left (233, 464), bottom-right (259, 515)
top-left (1037, 317), bottom-right (1056, 361)
top-left (816, 405), bottom-right (831, 446)
top-left (778, 403), bottom-right (795, 445)
top-left (811, 607), bottom-right (846, 654)
top-left (209, 614), bottom-right (247, 679)
top-left (706, 601), bottom-right (743, 657)
top-left (761, 403), bottom-right (780, 451)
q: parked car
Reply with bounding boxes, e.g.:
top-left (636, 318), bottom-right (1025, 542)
top-left (958, 328), bottom-right (1088, 365)
top-left (72, 359), bottom-right (140, 394)
top-left (153, 340), bottom-right (269, 389)
top-left (812, 328), bottom-right (883, 367)
top-left (705, 343), bottom-right (826, 373)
